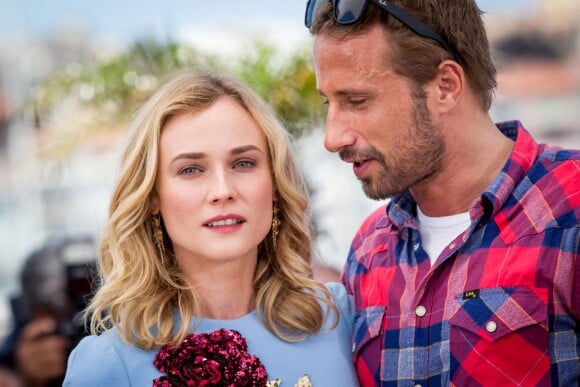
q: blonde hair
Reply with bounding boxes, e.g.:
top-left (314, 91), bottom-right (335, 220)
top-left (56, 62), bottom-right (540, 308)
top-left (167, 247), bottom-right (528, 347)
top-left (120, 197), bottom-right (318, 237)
top-left (88, 70), bottom-right (337, 349)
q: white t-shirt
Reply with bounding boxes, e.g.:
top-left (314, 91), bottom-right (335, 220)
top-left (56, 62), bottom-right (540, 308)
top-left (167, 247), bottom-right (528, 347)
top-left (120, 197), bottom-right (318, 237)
top-left (416, 206), bottom-right (471, 266)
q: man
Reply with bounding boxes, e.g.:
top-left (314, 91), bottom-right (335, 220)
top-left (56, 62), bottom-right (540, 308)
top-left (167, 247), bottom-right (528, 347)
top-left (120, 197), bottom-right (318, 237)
top-left (305, 0), bottom-right (579, 385)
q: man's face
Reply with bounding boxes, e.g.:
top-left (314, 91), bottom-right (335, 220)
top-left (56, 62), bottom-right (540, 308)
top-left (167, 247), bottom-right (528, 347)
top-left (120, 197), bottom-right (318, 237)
top-left (313, 24), bottom-right (445, 199)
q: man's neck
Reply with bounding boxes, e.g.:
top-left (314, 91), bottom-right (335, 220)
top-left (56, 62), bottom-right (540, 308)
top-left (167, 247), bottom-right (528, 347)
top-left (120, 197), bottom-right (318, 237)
top-left (411, 116), bottom-right (514, 217)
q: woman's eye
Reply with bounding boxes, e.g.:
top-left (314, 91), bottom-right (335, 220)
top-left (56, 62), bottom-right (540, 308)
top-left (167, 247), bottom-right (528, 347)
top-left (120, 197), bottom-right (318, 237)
top-left (234, 159), bottom-right (256, 169)
top-left (178, 165), bottom-right (202, 175)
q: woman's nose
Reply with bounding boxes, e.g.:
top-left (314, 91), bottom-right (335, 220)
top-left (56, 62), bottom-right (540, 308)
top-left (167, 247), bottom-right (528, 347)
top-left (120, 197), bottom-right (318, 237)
top-left (208, 170), bottom-right (235, 203)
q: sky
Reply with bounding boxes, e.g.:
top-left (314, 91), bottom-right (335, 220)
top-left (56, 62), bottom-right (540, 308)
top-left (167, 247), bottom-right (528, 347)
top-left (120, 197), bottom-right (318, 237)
top-left (0, 0), bottom-right (539, 56)
top-left (1, 1), bottom-right (308, 55)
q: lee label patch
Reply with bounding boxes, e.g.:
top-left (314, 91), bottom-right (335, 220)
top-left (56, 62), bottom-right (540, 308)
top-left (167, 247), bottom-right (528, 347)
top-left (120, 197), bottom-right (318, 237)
top-left (462, 289), bottom-right (480, 299)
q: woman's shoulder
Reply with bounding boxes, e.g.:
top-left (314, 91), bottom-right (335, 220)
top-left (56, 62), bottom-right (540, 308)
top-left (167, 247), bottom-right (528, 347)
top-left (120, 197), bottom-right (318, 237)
top-left (325, 281), bottom-right (348, 298)
top-left (63, 331), bottom-right (128, 386)
top-left (323, 282), bottom-right (354, 330)
top-left (69, 327), bottom-right (128, 357)
top-left (325, 282), bottom-right (352, 310)
top-left (63, 329), bottom-right (160, 386)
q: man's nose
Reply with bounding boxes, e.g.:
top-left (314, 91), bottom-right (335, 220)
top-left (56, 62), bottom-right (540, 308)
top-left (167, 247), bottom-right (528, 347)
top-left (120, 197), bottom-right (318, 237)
top-left (323, 106), bottom-right (356, 153)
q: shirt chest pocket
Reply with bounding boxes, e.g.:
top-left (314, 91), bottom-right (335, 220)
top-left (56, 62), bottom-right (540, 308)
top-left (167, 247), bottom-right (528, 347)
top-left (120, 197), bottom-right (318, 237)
top-left (352, 306), bottom-right (385, 360)
top-left (449, 287), bottom-right (550, 386)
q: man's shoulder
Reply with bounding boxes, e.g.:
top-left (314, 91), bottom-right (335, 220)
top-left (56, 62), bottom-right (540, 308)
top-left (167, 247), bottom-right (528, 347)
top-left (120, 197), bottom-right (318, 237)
top-left (532, 144), bottom-right (580, 201)
top-left (538, 144), bottom-right (580, 164)
top-left (504, 143), bottom-right (580, 235)
top-left (359, 204), bottom-right (390, 231)
top-left (348, 203), bottom-right (395, 258)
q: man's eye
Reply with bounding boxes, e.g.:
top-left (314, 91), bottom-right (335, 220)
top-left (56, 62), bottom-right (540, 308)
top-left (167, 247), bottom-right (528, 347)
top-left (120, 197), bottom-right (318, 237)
top-left (349, 98), bottom-right (366, 106)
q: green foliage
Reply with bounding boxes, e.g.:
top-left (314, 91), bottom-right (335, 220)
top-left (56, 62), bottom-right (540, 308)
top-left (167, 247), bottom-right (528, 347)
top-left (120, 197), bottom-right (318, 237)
top-left (27, 38), bottom-right (327, 239)
top-left (30, 39), bottom-right (325, 155)
top-left (233, 44), bottom-right (326, 136)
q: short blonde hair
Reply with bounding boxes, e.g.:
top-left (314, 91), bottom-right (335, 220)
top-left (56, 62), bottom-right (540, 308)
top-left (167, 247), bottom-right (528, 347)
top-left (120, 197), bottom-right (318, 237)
top-left (88, 70), bottom-right (336, 349)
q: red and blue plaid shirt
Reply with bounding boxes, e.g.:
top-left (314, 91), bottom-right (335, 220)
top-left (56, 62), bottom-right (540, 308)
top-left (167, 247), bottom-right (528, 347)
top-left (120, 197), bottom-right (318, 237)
top-left (342, 121), bottom-right (580, 386)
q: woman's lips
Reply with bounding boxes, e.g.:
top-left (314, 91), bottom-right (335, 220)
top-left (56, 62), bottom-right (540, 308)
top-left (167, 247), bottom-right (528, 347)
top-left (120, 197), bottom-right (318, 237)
top-left (203, 215), bottom-right (246, 233)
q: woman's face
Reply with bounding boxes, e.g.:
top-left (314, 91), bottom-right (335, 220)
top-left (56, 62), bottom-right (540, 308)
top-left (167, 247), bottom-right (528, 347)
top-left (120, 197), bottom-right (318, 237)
top-left (152, 96), bottom-right (274, 272)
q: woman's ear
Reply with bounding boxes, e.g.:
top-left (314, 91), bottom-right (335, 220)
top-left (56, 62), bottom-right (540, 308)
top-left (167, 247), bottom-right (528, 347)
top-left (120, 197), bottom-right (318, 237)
top-left (150, 192), bottom-right (160, 215)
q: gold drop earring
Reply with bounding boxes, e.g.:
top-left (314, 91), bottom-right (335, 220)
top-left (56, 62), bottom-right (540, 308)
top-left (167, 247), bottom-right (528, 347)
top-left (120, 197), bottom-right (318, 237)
top-left (152, 213), bottom-right (165, 257)
top-left (272, 202), bottom-right (280, 248)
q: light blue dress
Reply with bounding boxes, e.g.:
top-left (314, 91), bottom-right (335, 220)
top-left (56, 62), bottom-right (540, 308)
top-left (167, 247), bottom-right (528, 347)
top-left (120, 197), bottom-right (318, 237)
top-left (63, 282), bottom-right (359, 386)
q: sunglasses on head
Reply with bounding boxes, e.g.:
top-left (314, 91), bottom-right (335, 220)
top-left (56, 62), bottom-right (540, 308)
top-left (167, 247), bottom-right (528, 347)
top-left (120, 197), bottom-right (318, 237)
top-left (305, 0), bottom-right (458, 61)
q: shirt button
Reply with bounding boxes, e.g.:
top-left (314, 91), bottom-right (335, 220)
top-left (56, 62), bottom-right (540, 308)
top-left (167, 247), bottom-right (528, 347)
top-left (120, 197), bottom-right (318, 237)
top-left (413, 243), bottom-right (419, 251)
top-left (449, 242), bottom-right (456, 249)
top-left (415, 305), bottom-right (427, 317)
top-left (486, 320), bottom-right (497, 333)
top-left (414, 384), bottom-right (422, 387)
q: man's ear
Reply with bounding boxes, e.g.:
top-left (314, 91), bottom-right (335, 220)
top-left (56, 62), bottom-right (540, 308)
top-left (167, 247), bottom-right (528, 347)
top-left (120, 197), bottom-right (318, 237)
top-left (433, 59), bottom-right (464, 113)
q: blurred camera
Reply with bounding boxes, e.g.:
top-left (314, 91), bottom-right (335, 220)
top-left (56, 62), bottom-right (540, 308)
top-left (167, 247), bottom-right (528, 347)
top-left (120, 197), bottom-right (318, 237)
top-left (54, 261), bottom-right (97, 346)
top-left (20, 237), bottom-right (97, 347)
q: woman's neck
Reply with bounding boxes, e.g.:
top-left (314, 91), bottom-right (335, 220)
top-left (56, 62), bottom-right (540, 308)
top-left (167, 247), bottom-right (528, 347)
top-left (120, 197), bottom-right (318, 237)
top-left (197, 280), bottom-right (255, 320)
top-left (180, 259), bottom-right (257, 320)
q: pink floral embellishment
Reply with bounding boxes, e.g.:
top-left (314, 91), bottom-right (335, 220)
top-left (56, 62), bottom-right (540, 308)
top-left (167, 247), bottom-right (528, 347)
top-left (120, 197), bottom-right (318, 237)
top-left (152, 328), bottom-right (268, 386)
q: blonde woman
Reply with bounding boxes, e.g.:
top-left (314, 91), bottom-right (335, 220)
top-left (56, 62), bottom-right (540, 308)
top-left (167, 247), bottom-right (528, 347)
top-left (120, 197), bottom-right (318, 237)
top-left (63, 71), bottom-right (358, 386)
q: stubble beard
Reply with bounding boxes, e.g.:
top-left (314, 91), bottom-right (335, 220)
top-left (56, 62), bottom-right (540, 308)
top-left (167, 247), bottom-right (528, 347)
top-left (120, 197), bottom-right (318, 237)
top-left (360, 87), bottom-right (445, 201)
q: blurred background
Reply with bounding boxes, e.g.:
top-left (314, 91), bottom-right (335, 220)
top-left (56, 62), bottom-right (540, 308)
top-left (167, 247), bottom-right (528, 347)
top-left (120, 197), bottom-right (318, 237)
top-left (0, 0), bottom-right (578, 339)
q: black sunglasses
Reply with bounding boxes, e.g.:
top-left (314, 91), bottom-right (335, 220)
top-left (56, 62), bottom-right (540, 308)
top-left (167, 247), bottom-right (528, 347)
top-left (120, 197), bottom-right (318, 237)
top-left (305, 0), bottom-right (458, 61)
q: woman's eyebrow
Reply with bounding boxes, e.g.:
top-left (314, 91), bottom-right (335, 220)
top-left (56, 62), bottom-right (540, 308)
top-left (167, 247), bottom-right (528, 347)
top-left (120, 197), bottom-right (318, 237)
top-left (230, 145), bottom-right (262, 155)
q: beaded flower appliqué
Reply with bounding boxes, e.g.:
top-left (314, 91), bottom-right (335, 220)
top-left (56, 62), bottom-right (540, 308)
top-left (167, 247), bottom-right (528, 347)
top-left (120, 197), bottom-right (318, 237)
top-left (152, 328), bottom-right (313, 386)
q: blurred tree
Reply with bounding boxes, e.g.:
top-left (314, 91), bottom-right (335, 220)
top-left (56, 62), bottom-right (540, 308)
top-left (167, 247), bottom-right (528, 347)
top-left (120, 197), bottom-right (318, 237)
top-left (234, 44), bottom-right (326, 136)
top-left (26, 38), bottom-right (326, 242)
top-left (29, 39), bottom-right (325, 160)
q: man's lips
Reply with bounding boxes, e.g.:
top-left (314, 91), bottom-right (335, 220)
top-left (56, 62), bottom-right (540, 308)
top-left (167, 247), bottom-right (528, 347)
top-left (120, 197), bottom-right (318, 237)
top-left (352, 159), bottom-right (372, 178)
top-left (339, 149), bottom-right (376, 178)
